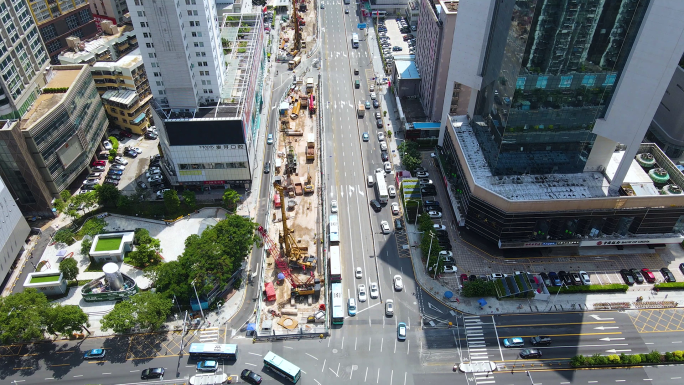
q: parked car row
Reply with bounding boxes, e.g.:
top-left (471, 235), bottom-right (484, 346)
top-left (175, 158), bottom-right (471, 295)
top-left (620, 267), bottom-right (676, 285)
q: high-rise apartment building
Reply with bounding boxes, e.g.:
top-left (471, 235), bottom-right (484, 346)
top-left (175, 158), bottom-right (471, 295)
top-left (28, 0), bottom-right (98, 64)
top-left (435, 0), bottom-right (684, 249)
top-left (89, 0), bottom-right (129, 24)
top-left (644, 56), bottom-right (684, 158)
top-left (0, 65), bottom-right (109, 216)
top-left (128, 1), bottom-right (266, 189)
top-left (0, 0), bottom-right (51, 120)
top-left (414, 0), bottom-right (458, 121)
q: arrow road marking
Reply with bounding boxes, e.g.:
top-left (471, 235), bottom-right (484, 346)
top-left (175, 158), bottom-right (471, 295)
top-left (606, 349), bottom-right (631, 353)
top-left (590, 315), bottom-right (614, 321)
top-left (594, 326), bottom-right (620, 330)
top-left (599, 338), bottom-right (625, 341)
top-left (428, 302), bottom-right (444, 313)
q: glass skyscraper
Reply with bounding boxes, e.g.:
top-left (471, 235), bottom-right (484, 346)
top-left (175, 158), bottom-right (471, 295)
top-left (473, 0), bottom-right (650, 176)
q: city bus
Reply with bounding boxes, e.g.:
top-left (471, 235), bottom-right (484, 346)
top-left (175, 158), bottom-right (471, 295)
top-left (375, 171), bottom-right (389, 204)
top-left (329, 214), bottom-right (339, 242)
top-left (264, 351), bottom-right (302, 383)
top-left (331, 282), bottom-right (344, 325)
top-left (351, 33), bottom-right (359, 48)
top-left (371, 10), bottom-right (387, 18)
top-left (329, 245), bottom-right (341, 282)
top-left (188, 343), bottom-right (238, 361)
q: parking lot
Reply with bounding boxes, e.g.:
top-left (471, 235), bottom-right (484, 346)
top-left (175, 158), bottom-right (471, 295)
top-left (377, 17), bottom-right (414, 60)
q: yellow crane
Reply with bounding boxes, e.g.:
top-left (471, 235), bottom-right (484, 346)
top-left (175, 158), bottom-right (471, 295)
top-left (274, 182), bottom-right (314, 269)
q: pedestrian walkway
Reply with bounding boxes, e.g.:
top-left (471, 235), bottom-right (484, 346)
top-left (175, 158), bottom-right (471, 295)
top-left (405, 222), bottom-right (684, 316)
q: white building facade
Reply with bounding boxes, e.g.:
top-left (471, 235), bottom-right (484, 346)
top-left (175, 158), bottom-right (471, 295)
top-left (0, 176), bottom-right (30, 286)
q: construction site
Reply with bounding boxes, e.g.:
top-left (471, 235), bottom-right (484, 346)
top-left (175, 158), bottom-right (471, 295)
top-left (277, 0), bottom-right (318, 64)
top-left (254, 0), bottom-right (325, 337)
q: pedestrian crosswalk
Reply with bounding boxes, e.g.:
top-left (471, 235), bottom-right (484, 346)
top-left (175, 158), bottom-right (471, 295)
top-left (462, 316), bottom-right (498, 384)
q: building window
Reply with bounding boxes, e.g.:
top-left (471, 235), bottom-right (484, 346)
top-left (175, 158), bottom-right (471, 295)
top-left (559, 76), bottom-right (572, 88)
top-left (46, 40), bottom-right (61, 53)
top-left (78, 9), bottom-right (93, 24)
top-left (146, 43), bottom-right (154, 48)
top-left (516, 77), bottom-right (526, 90)
top-left (65, 14), bottom-right (79, 30)
top-left (603, 73), bottom-right (617, 86)
top-left (535, 76), bottom-right (548, 89)
top-left (40, 24), bottom-right (57, 40)
top-left (581, 75), bottom-right (596, 87)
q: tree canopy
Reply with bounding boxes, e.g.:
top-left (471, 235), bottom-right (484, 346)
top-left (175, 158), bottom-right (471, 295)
top-left (163, 190), bottom-right (180, 214)
top-left (0, 289), bottom-right (49, 343)
top-left (53, 228), bottom-right (75, 245)
top-left (44, 305), bottom-right (89, 336)
top-left (398, 141), bottom-right (422, 172)
top-left (95, 183), bottom-right (121, 207)
top-left (59, 257), bottom-right (79, 281)
top-left (100, 291), bottom-right (172, 333)
top-left (222, 189), bottom-right (241, 211)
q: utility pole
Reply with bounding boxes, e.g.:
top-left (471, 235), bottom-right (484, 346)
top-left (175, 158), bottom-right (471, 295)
top-left (424, 233), bottom-right (434, 271)
top-left (191, 280), bottom-right (206, 321)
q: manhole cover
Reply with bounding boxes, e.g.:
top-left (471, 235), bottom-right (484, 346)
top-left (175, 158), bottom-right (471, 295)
top-left (332, 349), bottom-right (338, 353)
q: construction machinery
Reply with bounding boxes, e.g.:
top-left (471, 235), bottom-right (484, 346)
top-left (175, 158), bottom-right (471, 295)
top-left (258, 225), bottom-right (316, 297)
top-left (273, 182), bottom-right (314, 269)
top-left (291, 0), bottom-right (302, 54)
top-left (304, 175), bottom-right (314, 194)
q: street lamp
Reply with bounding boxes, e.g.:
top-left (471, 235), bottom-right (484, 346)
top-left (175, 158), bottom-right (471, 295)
top-left (191, 279), bottom-right (206, 321)
top-left (424, 233), bottom-right (434, 271)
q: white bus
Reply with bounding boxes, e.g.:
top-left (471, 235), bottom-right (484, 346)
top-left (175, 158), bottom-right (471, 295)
top-left (351, 33), bottom-right (359, 48)
top-left (329, 245), bottom-right (341, 282)
top-left (375, 171), bottom-right (389, 204)
top-left (329, 214), bottom-right (339, 242)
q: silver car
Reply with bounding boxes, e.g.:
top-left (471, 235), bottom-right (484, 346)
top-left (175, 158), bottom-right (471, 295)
top-left (385, 299), bottom-right (394, 316)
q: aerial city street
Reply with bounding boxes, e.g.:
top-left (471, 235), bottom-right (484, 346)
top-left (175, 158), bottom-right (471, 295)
top-left (2, 0), bottom-right (684, 385)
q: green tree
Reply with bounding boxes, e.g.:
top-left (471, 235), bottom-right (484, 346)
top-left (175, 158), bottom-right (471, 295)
top-left (0, 289), bottom-right (49, 343)
top-left (53, 198), bottom-right (67, 214)
top-left (398, 141), bottom-right (422, 172)
top-left (53, 228), bottom-right (75, 245)
top-left (128, 238), bottom-right (162, 267)
top-left (134, 228), bottom-right (151, 245)
top-left (60, 190), bottom-right (72, 202)
top-left (44, 304), bottom-right (90, 336)
top-left (386, 130), bottom-right (392, 139)
top-left (80, 238), bottom-right (92, 256)
top-left (78, 218), bottom-right (106, 237)
top-left (59, 257), bottom-right (79, 282)
top-left (95, 183), bottom-right (121, 207)
top-left (70, 191), bottom-right (98, 212)
top-left (164, 189), bottom-right (180, 214)
top-left (183, 190), bottom-right (197, 210)
top-left (150, 261), bottom-right (192, 302)
top-left (222, 189), bottom-right (241, 211)
top-left (417, 212), bottom-right (434, 233)
top-left (100, 300), bottom-right (136, 334)
top-left (116, 194), bottom-right (132, 209)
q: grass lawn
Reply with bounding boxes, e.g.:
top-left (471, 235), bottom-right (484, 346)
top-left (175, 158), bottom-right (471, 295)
top-left (30, 275), bottom-right (60, 284)
top-left (94, 236), bottom-right (122, 251)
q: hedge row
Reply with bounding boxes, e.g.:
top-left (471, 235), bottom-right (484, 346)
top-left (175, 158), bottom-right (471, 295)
top-left (653, 282), bottom-right (684, 290)
top-left (571, 350), bottom-right (684, 368)
top-left (546, 284), bottom-right (628, 294)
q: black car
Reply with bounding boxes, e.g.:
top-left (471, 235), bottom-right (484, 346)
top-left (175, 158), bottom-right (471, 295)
top-left (376, 118), bottom-right (383, 128)
top-left (661, 267), bottom-right (676, 282)
top-left (558, 271), bottom-right (573, 286)
top-left (421, 188), bottom-right (436, 196)
top-left (141, 367), bottom-right (165, 379)
top-left (570, 272), bottom-right (582, 285)
top-left (680, 263), bottom-right (684, 275)
top-left (469, 274), bottom-right (477, 282)
top-left (520, 349), bottom-right (542, 359)
top-left (107, 174), bottom-right (121, 180)
top-left (373, 100), bottom-right (380, 108)
top-left (264, 161), bottom-right (271, 174)
top-left (145, 132), bottom-right (158, 140)
top-left (530, 336), bottom-right (551, 346)
top-left (381, 151), bottom-right (389, 161)
top-left (439, 242), bottom-right (453, 251)
top-left (629, 268), bottom-right (644, 284)
top-left (394, 218), bottom-right (403, 230)
top-left (539, 272), bottom-right (552, 287)
top-left (620, 269), bottom-right (635, 285)
top-left (104, 179), bottom-right (119, 186)
top-left (370, 199), bottom-right (382, 212)
top-left (424, 200), bottom-right (440, 207)
top-left (241, 369), bottom-right (263, 384)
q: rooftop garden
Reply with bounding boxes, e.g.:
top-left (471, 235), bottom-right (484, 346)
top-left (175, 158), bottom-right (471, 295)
top-left (94, 236), bottom-right (123, 252)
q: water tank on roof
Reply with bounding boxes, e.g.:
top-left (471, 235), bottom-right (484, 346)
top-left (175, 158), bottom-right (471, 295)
top-left (103, 262), bottom-right (124, 291)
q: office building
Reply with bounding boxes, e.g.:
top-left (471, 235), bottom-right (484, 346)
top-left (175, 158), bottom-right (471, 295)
top-left (27, 0), bottom-right (98, 64)
top-left (0, 176), bottom-right (30, 288)
top-left (57, 22), bottom-right (138, 65)
top-left (89, 0), bottom-right (129, 24)
top-left (436, 0), bottom-right (684, 249)
top-left (128, 1), bottom-right (266, 188)
top-left (0, 0), bottom-right (51, 120)
top-left (644, 56), bottom-right (684, 158)
top-left (415, 0), bottom-right (458, 121)
top-left (0, 65), bottom-right (109, 216)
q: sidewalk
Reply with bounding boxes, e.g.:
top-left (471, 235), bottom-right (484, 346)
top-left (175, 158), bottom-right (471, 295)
top-left (404, 222), bottom-right (684, 317)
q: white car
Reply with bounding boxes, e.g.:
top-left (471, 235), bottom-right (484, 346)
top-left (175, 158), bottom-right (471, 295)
top-left (433, 224), bottom-right (447, 231)
top-left (579, 271), bottom-right (591, 285)
top-left (355, 267), bottom-right (362, 279)
top-left (110, 164), bottom-right (125, 171)
top-left (385, 299), bottom-right (394, 316)
top-left (358, 284), bottom-right (367, 302)
top-left (370, 282), bottom-right (379, 299)
top-left (393, 275), bottom-right (403, 291)
top-left (370, 84), bottom-right (375, 92)
top-left (370, 92), bottom-right (377, 100)
top-left (384, 162), bottom-right (392, 173)
top-left (113, 156), bottom-right (128, 165)
top-left (443, 266), bottom-right (458, 274)
top-left (156, 189), bottom-right (170, 199)
top-left (103, 140), bottom-right (113, 150)
top-left (148, 174), bottom-right (163, 183)
top-left (380, 142), bottom-right (388, 151)
top-left (388, 185), bottom-right (396, 198)
top-left (146, 170), bottom-right (162, 179)
top-left (331, 200), bottom-right (338, 213)
top-left (381, 220), bottom-right (390, 234)
top-left (391, 202), bottom-right (400, 215)
top-left (439, 250), bottom-right (453, 258)
top-left (378, 133), bottom-right (385, 142)
top-left (416, 171), bottom-right (429, 178)
top-left (132, 147), bottom-right (142, 154)
top-left (428, 211), bottom-right (442, 219)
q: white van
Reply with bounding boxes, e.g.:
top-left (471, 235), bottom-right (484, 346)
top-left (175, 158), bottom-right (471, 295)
top-left (367, 175), bottom-right (374, 187)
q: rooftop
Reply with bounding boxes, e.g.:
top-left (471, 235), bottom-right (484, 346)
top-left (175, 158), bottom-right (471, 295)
top-left (102, 89), bottom-right (138, 106)
top-left (58, 26), bottom-right (136, 64)
top-left (21, 66), bottom-right (84, 129)
top-left (441, 0), bottom-right (459, 13)
top-left (396, 60), bottom-right (420, 80)
top-left (450, 115), bottom-right (684, 201)
top-left (92, 48), bottom-right (144, 71)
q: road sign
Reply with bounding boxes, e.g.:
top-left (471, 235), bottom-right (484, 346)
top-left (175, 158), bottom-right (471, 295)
top-left (358, 23), bottom-right (367, 29)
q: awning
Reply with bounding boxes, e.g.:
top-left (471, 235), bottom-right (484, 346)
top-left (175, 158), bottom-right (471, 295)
top-left (132, 112), bottom-right (146, 124)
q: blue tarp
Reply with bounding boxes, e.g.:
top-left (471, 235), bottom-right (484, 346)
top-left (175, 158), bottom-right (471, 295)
top-left (478, 298), bottom-right (487, 307)
top-left (444, 291), bottom-right (453, 299)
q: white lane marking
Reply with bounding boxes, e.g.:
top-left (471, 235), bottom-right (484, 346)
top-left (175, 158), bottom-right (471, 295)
top-left (590, 315), bottom-right (614, 320)
top-left (342, 336), bottom-right (344, 350)
top-left (322, 359), bottom-right (326, 372)
top-left (245, 362), bottom-right (257, 366)
top-left (365, 367), bottom-right (369, 382)
top-left (248, 352), bottom-right (263, 356)
top-left (306, 353), bottom-right (319, 360)
top-left (284, 346), bottom-right (294, 349)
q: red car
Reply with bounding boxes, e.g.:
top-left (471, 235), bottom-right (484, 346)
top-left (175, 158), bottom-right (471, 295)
top-left (119, 130), bottom-right (132, 138)
top-left (91, 160), bottom-right (106, 167)
top-left (641, 268), bottom-right (656, 283)
top-left (460, 274), bottom-right (469, 282)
